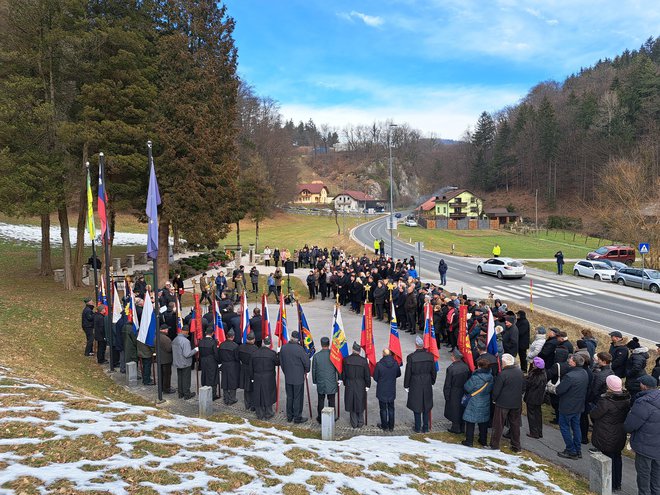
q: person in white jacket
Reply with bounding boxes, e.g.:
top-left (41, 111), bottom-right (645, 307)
top-left (527, 327), bottom-right (547, 362)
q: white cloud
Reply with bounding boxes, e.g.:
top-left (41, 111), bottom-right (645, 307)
top-left (337, 10), bottom-right (384, 28)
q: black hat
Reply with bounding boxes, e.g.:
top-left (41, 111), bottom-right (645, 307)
top-left (609, 331), bottom-right (623, 339)
top-left (83, 297), bottom-right (92, 304)
top-left (263, 336), bottom-right (271, 346)
top-left (160, 324), bottom-right (169, 330)
top-left (320, 337), bottom-right (330, 347)
top-left (290, 330), bottom-right (300, 340)
top-left (352, 341), bottom-right (361, 352)
top-left (246, 332), bottom-right (255, 341)
top-left (639, 375), bottom-right (658, 388)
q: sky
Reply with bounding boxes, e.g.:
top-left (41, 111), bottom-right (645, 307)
top-left (226, 0), bottom-right (658, 140)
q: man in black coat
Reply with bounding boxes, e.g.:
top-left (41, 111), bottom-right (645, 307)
top-left (342, 342), bottom-right (372, 428)
top-left (608, 331), bottom-right (629, 378)
top-left (238, 332), bottom-right (258, 410)
top-left (516, 310), bottom-right (531, 371)
top-left (404, 336), bottom-right (437, 433)
top-left (373, 348), bottom-right (401, 431)
top-left (556, 354), bottom-right (590, 459)
top-left (444, 349), bottom-right (470, 434)
top-left (489, 353), bottom-right (525, 452)
top-left (538, 328), bottom-right (560, 369)
top-left (81, 298), bottom-right (95, 356)
top-left (250, 336), bottom-right (279, 419)
top-left (162, 302), bottom-right (178, 342)
top-left (198, 325), bottom-right (220, 400)
top-left (501, 316), bottom-right (519, 358)
top-left (589, 352), bottom-right (614, 408)
top-left (279, 331), bottom-right (311, 423)
top-left (94, 304), bottom-right (108, 364)
top-left (373, 280), bottom-right (387, 321)
top-left (475, 342), bottom-right (499, 377)
top-left (249, 308), bottom-right (263, 347)
top-left (218, 329), bottom-right (240, 405)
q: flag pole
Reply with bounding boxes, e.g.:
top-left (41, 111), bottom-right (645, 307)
top-left (297, 298), bottom-right (313, 418)
top-left (86, 162), bottom-right (100, 304)
top-left (335, 295), bottom-right (341, 419)
top-left (100, 152), bottom-right (113, 373)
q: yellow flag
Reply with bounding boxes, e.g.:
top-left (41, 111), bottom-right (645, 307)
top-left (86, 169), bottom-right (96, 241)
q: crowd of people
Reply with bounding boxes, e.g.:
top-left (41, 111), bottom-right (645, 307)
top-left (81, 249), bottom-right (660, 494)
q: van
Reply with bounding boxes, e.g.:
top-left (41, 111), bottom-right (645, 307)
top-left (586, 245), bottom-right (636, 265)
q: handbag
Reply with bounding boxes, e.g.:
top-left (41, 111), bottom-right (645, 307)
top-left (461, 381), bottom-right (488, 407)
top-left (546, 363), bottom-right (561, 394)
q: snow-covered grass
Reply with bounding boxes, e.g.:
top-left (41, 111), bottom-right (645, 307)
top-left (0, 367), bottom-right (590, 495)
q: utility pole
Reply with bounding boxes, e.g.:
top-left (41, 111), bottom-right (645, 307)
top-left (388, 123), bottom-right (397, 259)
top-left (535, 189), bottom-right (538, 233)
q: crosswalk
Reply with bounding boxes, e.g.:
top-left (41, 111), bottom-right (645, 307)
top-left (476, 280), bottom-right (606, 301)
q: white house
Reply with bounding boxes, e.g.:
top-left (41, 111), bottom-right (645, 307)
top-left (334, 190), bottom-right (377, 212)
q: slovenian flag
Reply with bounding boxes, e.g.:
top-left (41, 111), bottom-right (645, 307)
top-left (329, 305), bottom-right (349, 373)
top-left (137, 289), bottom-right (157, 346)
top-left (486, 307), bottom-right (499, 362)
top-left (125, 284), bottom-right (139, 334)
top-left (274, 294), bottom-right (288, 348)
top-left (262, 293), bottom-right (273, 349)
top-left (297, 301), bottom-right (315, 357)
top-left (98, 277), bottom-right (108, 306)
top-left (214, 299), bottom-right (225, 346)
top-left (112, 282), bottom-right (122, 324)
top-left (388, 300), bottom-right (403, 365)
top-left (98, 158), bottom-right (108, 241)
top-left (240, 290), bottom-right (250, 344)
top-left (423, 302), bottom-right (440, 371)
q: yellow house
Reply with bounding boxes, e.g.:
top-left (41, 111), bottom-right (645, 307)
top-left (434, 189), bottom-right (483, 219)
top-left (295, 181), bottom-right (331, 204)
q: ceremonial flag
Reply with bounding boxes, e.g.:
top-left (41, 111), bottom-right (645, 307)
top-left (145, 147), bottom-right (161, 260)
top-left (98, 277), bottom-right (108, 306)
top-left (329, 305), bottom-right (349, 373)
top-left (125, 284), bottom-right (139, 334)
top-left (214, 299), bottom-right (225, 346)
top-left (262, 293), bottom-right (273, 349)
top-left (175, 298), bottom-right (183, 333)
top-left (458, 305), bottom-right (475, 371)
top-left (189, 294), bottom-right (203, 342)
top-left (423, 302), bottom-right (440, 371)
top-left (137, 289), bottom-right (156, 346)
top-left (240, 290), bottom-right (250, 344)
top-left (112, 282), bottom-right (122, 324)
top-left (274, 294), bottom-right (288, 348)
top-left (486, 308), bottom-right (499, 357)
top-left (97, 161), bottom-right (108, 240)
top-left (388, 300), bottom-right (403, 365)
top-left (297, 301), bottom-right (316, 357)
top-left (360, 302), bottom-right (377, 375)
top-left (85, 167), bottom-right (96, 242)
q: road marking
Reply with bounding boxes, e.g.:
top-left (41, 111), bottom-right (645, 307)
top-left (492, 284), bottom-right (543, 297)
top-left (545, 282), bottom-right (602, 296)
top-left (567, 299), bottom-right (660, 325)
top-left (481, 285), bottom-right (524, 300)
top-left (539, 284), bottom-right (592, 297)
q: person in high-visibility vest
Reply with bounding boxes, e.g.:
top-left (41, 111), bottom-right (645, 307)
top-left (373, 239), bottom-right (380, 255)
top-left (492, 244), bottom-right (501, 257)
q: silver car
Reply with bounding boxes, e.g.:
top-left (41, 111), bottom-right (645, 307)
top-left (614, 268), bottom-right (660, 293)
top-left (477, 257), bottom-right (526, 279)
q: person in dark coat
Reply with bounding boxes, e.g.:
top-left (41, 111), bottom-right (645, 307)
top-left (554, 250), bottom-right (564, 275)
top-left (624, 375), bottom-right (660, 495)
top-left (81, 298), bottom-right (95, 356)
top-left (652, 343), bottom-right (660, 381)
top-left (501, 316), bottom-right (519, 358)
top-left (444, 349), bottom-right (470, 434)
top-left (198, 325), bottom-right (220, 400)
top-left (162, 303), bottom-right (178, 342)
top-left (525, 357), bottom-right (547, 439)
top-left (123, 320), bottom-right (138, 368)
top-left (342, 342), bottom-right (372, 428)
top-left (158, 325), bottom-right (174, 394)
top-left (476, 342), bottom-right (499, 377)
top-left (516, 310), bottom-right (531, 371)
top-left (547, 347), bottom-right (570, 423)
top-left (279, 331), bottom-right (311, 423)
top-left (248, 309), bottom-right (263, 347)
top-left (404, 336), bottom-right (437, 433)
top-left (538, 328), bottom-right (560, 369)
top-left (373, 281), bottom-right (388, 321)
top-left (238, 332), bottom-right (258, 410)
top-left (250, 336), bottom-right (279, 419)
top-left (404, 285), bottom-right (418, 334)
top-left (94, 304), bottom-right (108, 364)
top-left (306, 271), bottom-right (316, 300)
top-left (490, 353), bottom-right (525, 452)
top-left (609, 331), bottom-right (629, 378)
top-left (556, 354), bottom-right (590, 459)
top-left (373, 348), bottom-right (401, 431)
top-left (626, 346), bottom-right (650, 403)
top-left (218, 329), bottom-right (240, 405)
top-left (462, 358), bottom-right (494, 447)
top-left (590, 375), bottom-right (631, 492)
top-left (589, 352), bottom-right (614, 408)
top-left (311, 337), bottom-right (338, 423)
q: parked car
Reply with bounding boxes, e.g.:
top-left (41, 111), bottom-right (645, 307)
top-left (596, 259), bottom-right (628, 271)
top-left (587, 245), bottom-right (636, 265)
top-left (477, 257), bottom-right (526, 279)
top-left (394, 212), bottom-right (402, 218)
top-left (404, 219), bottom-right (418, 227)
top-left (572, 260), bottom-right (617, 281)
top-left (614, 268), bottom-right (660, 293)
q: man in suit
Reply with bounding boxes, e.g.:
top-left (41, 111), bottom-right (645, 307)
top-left (238, 332), bottom-right (258, 410)
top-left (279, 330), bottom-right (311, 423)
top-left (250, 336), bottom-right (279, 419)
top-left (342, 342), bottom-right (372, 428)
top-left (404, 336), bottom-right (437, 433)
top-left (218, 329), bottom-right (240, 404)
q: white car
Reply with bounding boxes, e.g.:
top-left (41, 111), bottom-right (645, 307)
top-left (572, 260), bottom-right (617, 281)
top-left (404, 219), bottom-right (418, 227)
top-left (477, 257), bottom-right (526, 279)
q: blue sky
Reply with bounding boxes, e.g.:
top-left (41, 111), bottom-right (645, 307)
top-left (226, 0), bottom-right (658, 140)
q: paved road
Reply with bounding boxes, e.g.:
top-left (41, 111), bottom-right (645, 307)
top-left (353, 216), bottom-right (660, 342)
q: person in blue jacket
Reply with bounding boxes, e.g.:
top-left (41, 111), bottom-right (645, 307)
top-left (461, 357), bottom-right (494, 447)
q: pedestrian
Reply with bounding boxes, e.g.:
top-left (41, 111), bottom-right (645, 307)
top-left (556, 354), bottom-right (590, 459)
top-left (461, 357), bottom-right (494, 447)
top-left (238, 332), bottom-right (258, 410)
top-left (374, 348), bottom-right (401, 431)
top-left (373, 238), bottom-right (380, 255)
top-left (527, 327), bottom-right (546, 363)
top-left (489, 353), bottom-right (525, 453)
top-left (311, 337), bottom-right (338, 424)
top-left (373, 280), bottom-right (387, 321)
top-left (342, 342), bottom-right (371, 428)
top-left (624, 374), bottom-right (660, 495)
top-left (538, 327), bottom-right (560, 369)
top-left (444, 349), bottom-right (470, 434)
top-left (492, 244), bottom-right (501, 258)
top-left (609, 331), bottom-right (629, 378)
top-left (438, 259), bottom-right (448, 286)
top-left (249, 266), bottom-right (259, 293)
top-left (580, 329), bottom-right (598, 361)
top-left (274, 268), bottom-right (283, 297)
top-left (525, 357), bottom-right (547, 439)
top-left (502, 316), bottom-right (519, 358)
top-left (218, 329), bottom-right (240, 405)
top-left (653, 344), bottom-right (660, 381)
top-left (554, 250), bottom-right (564, 275)
top-left (263, 246), bottom-right (272, 267)
top-left (590, 375), bottom-right (631, 492)
top-left (279, 330), bottom-right (311, 424)
top-left (626, 344), bottom-right (650, 403)
top-left (249, 308), bottom-right (262, 347)
top-left (273, 247), bottom-right (280, 267)
top-left (589, 352), bottom-right (614, 409)
top-left (250, 336), bottom-right (279, 419)
top-left (267, 273), bottom-right (277, 302)
top-left (199, 273), bottom-right (211, 305)
top-left (94, 304), bottom-right (108, 364)
top-left (158, 325), bottom-right (174, 394)
top-left (81, 298), bottom-right (95, 356)
top-left (404, 336), bottom-right (437, 433)
top-left (198, 325), bottom-right (220, 399)
top-left (306, 270), bottom-right (316, 300)
top-left (123, 318), bottom-right (138, 374)
top-left (172, 325), bottom-right (198, 400)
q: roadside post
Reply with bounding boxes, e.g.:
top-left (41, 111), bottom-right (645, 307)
top-left (639, 243), bottom-right (649, 287)
top-left (415, 241), bottom-right (424, 278)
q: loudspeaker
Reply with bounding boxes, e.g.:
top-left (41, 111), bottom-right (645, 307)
top-left (284, 260), bottom-right (294, 274)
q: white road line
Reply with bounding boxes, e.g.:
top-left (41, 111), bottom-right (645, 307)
top-left (481, 286), bottom-right (525, 300)
top-left (493, 284), bottom-right (539, 297)
top-left (498, 284), bottom-right (558, 298)
top-left (537, 284), bottom-right (590, 297)
top-left (545, 282), bottom-right (601, 296)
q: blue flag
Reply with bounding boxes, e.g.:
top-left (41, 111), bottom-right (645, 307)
top-left (297, 301), bottom-right (315, 357)
top-left (146, 144), bottom-right (161, 260)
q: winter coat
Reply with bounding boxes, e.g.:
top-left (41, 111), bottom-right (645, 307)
top-left (238, 343), bottom-right (258, 391)
top-left (624, 389), bottom-right (660, 460)
top-left (158, 333), bottom-right (173, 365)
top-left (590, 391), bottom-right (631, 453)
top-left (582, 337), bottom-right (597, 360)
top-left (477, 351), bottom-right (500, 377)
top-left (609, 341), bottom-right (629, 378)
top-left (517, 316), bottom-right (531, 350)
top-left (279, 341), bottom-right (311, 386)
top-left (626, 347), bottom-right (649, 398)
top-left (218, 340), bottom-right (240, 390)
top-left (556, 366), bottom-right (589, 414)
top-left (198, 336), bottom-right (219, 389)
top-left (653, 356), bottom-right (660, 381)
top-left (589, 365), bottom-right (614, 406)
top-left (250, 346), bottom-right (279, 408)
top-left (462, 369), bottom-right (493, 424)
top-left (82, 305), bottom-right (95, 331)
top-left (93, 312), bottom-right (106, 341)
top-left (438, 260), bottom-right (447, 275)
top-left (172, 334), bottom-right (196, 369)
top-left (443, 360), bottom-right (470, 423)
top-left (249, 316), bottom-right (262, 342)
top-left (373, 286), bottom-right (387, 305)
top-left (538, 337), bottom-right (559, 369)
top-left (527, 334), bottom-right (546, 360)
top-left (492, 365), bottom-right (525, 409)
top-left (341, 353), bottom-right (371, 413)
top-left (374, 354), bottom-right (401, 403)
top-left (123, 323), bottom-right (138, 363)
top-left (524, 367), bottom-right (547, 406)
top-left (502, 324), bottom-right (519, 357)
top-left (311, 349), bottom-right (338, 395)
top-left (404, 349), bottom-right (437, 413)
top-left (137, 341), bottom-right (154, 360)
top-left (250, 268), bottom-right (259, 284)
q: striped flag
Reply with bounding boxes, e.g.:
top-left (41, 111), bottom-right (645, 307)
top-left (274, 294), bottom-right (288, 348)
top-left (97, 160), bottom-right (108, 240)
top-left (329, 305), bottom-right (349, 373)
top-left (423, 302), bottom-right (440, 371)
top-left (214, 299), bottom-right (225, 346)
top-left (388, 299), bottom-right (403, 365)
top-left (85, 166), bottom-right (96, 242)
top-left (145, 145), bottom-right (161, 260)
top-left (137, 290), bottom-right (157, 346)
top-left (240, 291), bottom-right (250, 344)
top-left (262, 293), bottom-right (273, 349)
top-left (112, 282), bottom-right (122, 324)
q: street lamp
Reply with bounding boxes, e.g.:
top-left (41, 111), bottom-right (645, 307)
top-left (388, 123), bottom-right (397, 260)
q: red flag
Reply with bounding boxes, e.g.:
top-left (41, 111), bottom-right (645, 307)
top-left (360, 302), bottom-right (377, 375)
top-left (274, 294), bottom-right (288, 348)
top-left (262, 293), bottom-right (273, 349)
top-left (214, 299), bottom-right (226, 347)
top-left (423, 302), bottom-right (439, 369)
top-left (388, 300), bottom-right (403, 365)
top-left (191, 293), bottom-right (203, 342)
top-left (97, 161), bottom-right (108, 240)
top-left (459, 305), bottom-right (475, 371)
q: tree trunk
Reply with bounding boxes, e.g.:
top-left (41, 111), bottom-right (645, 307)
top-left (255, 220), bottom-right (259, 254)
top-left (334, 208), bottom-right (340, 235)
top-left (40, 213), bottom-right (53, 276)
top-left (58, 206), bottom-right (74, 290)
top-left (73, 143), bottom-right (89, 287)
top-left (157, 215), bottom-right (170, 285)
top-left (172, 223), bottom-right (180, 253)
top-left (236, 221), bottom-right (241, 247)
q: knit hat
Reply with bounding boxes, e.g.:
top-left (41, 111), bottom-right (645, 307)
top-left (415, 335), bottom-right (424, 347)
top-left (501, 353), bottom-right (515, 366)
top-left (532, 357), bottom-right (545, 369)
top-left (352, 341), bottom-right (361, 352)
top-left (639, 375), bottom-right (658, 388)
top-left (452, 349), bottom-right (463, 360)
top-left (606, 375), bottom-right (623, 393)
top-left (536, 326), bottom-right (546, 335)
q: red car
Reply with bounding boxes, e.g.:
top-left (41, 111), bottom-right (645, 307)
top-left (587, 245), bottom-right (636, 265)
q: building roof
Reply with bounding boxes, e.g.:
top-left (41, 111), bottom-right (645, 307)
top-left (417, 198), bottom-right (437, 211)
top-left (485, 207), bottom-right (519, 217)
top-left (436, 188), bottom-right (473, 202)
top-left (297, 182), bottom-right (328, 194)
top-left (336, 190), bottom-right (375, 201)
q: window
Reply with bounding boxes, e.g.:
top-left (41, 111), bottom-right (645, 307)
top-left (608, 250), bottom-right (619, 257)
top-left (578, 261), bottom-right (589, 268)
top-left (595, 247), bottom-right (609, 255)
